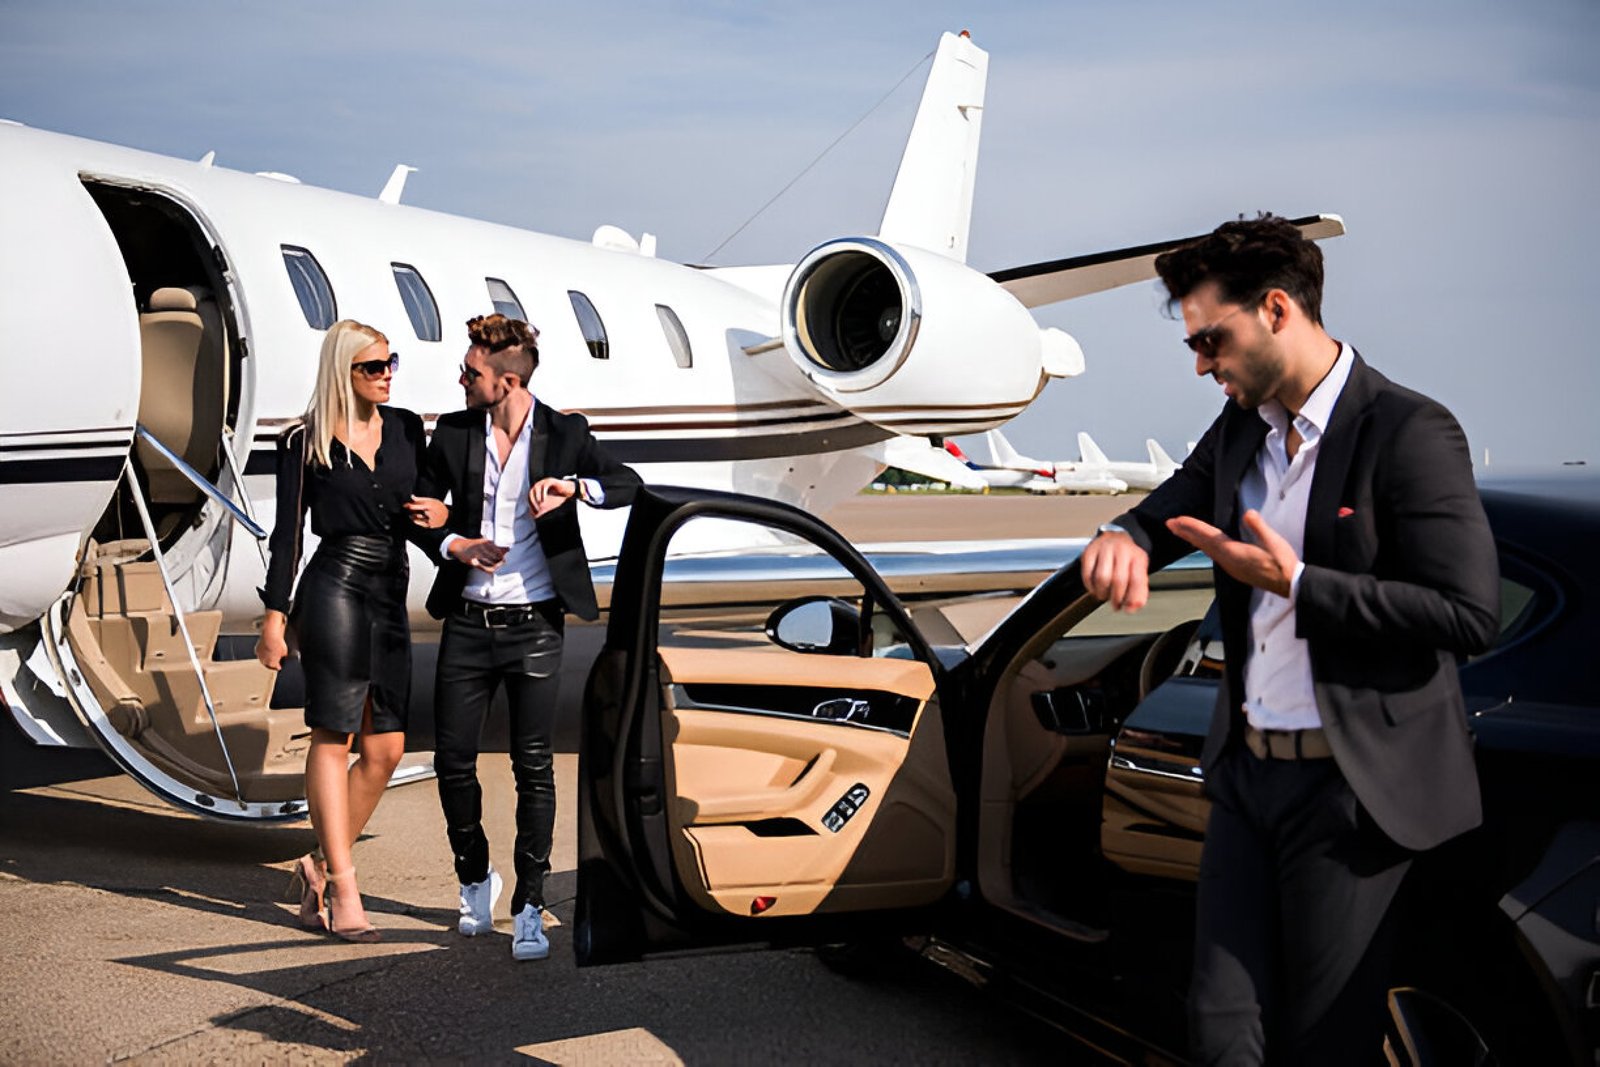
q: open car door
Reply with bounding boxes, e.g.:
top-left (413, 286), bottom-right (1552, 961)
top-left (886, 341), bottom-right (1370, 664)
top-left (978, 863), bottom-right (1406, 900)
top-left (576, 487), bottom-right (960, 964)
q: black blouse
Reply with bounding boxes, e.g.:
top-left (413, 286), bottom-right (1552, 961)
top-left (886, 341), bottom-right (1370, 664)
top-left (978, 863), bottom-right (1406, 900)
top-left (259, 406), bottom-right (430, 613)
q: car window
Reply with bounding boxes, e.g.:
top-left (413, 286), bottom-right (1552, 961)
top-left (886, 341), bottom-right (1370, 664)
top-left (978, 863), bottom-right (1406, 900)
top-left (656, 515), bottom-right (908, 658)
top-left (1469, 553), bottom-right (1558, 662)
top-left (652, 514), bottom-right (921, 734)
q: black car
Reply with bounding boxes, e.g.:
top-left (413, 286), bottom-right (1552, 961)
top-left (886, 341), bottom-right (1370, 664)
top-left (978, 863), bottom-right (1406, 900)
top-left (576, 472), bottom-right (1600, 1065)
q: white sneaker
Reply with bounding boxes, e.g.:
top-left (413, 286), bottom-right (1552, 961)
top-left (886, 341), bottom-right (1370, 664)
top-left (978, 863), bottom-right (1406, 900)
top-left (511, 903), bottom-right (549, 960)
top-left (458, 867), bottom-right (502, 937)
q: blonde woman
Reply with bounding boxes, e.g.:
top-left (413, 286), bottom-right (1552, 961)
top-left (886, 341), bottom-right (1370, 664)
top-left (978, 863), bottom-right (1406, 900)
top-left (256, 320), bottom-right (443, 941)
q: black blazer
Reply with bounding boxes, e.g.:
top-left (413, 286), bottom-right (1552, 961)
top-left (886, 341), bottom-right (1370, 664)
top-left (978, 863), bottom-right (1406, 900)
top-left (1112, 355), bottom-right (1500, 851)
top-left (416, 402), bottom-right (641, 621)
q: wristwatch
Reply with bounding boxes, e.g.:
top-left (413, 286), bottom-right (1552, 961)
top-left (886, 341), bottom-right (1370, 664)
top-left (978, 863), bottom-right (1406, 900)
top-left (1096, 523), bottom-right (1128, 537)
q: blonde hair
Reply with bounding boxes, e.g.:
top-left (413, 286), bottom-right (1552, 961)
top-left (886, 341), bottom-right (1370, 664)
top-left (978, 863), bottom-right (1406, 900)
top-left (302, 319), bottom-right (387, 468)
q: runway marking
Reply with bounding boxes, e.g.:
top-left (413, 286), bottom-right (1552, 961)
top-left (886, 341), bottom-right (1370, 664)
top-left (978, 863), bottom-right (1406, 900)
top-left (515, 1027), bottom-right (684, 1065)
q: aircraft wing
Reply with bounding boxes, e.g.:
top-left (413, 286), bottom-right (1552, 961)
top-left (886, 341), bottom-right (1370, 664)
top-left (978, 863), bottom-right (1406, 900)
top-left (990, 214), bottom-right (1345, 309)
top-left (864, 435), bottom-right (990, 491)
top-left (594, 537), bottom-right (1086, 613)
top-left (591, 538), bottom-right (1213, 645)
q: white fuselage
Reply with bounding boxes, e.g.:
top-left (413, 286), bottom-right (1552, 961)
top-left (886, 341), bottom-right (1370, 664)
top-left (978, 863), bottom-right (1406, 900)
top-left (0, 123), bottom-right (1051, 633)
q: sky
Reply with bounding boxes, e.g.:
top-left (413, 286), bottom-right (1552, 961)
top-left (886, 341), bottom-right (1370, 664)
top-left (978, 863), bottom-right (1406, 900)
top-left (3, 0), bottom-right (1597, 470)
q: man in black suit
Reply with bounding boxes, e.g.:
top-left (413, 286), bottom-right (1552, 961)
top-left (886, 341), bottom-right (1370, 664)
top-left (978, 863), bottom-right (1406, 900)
top-left (415, 313), bottom-right (639, 961)
top-left (1082, 216), bottom-right (1498, 1064)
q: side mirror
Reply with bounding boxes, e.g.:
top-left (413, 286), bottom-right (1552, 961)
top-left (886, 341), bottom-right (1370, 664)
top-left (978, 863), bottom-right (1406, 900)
top-left (765, 596), bottom-right (862, 656)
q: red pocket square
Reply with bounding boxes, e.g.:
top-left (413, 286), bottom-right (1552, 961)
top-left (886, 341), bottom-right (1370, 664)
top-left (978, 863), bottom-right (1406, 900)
top-left (1337, 506), bottom-right (1355, 518)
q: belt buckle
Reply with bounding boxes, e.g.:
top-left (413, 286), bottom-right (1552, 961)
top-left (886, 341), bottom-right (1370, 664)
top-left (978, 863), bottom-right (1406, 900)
top-left (482, 605), bottom-right (513, 628)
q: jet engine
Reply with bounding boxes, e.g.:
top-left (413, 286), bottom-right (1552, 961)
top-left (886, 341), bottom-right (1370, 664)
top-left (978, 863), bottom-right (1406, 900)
top-left (780, 237), bottom-right (1066, 434)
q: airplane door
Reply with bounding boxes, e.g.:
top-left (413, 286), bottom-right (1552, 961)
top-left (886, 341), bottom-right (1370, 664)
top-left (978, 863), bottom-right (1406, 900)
top-left (577, 487), bottom-right (958, 964)
top-left (0, 143), bottom-right (141, 631)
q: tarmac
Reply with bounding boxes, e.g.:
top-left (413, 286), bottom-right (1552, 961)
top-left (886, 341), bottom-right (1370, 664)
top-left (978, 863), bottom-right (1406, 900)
top-left (0, 493), bottom-right (1130, 1064)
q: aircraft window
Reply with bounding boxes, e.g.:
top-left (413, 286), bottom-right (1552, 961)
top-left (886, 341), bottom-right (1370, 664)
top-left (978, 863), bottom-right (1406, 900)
top-left (486, 277), bottom-right (525, 320)
top-left (568, 290), bottom-right (609, 360)
top-left (391, 263), bottom-right (441, 342)
top-left (281, 245), bottom-right (336, 329)
top-left (656, 304), bottom-right (692, 369)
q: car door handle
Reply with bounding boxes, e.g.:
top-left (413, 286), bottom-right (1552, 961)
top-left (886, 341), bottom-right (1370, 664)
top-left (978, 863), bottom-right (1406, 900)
top-left (1109, 752), bottom-right (1204, 783)
top-left (694, 747), bottom-right (837, 820)
top-left (813, 697), bottom-right (871, 722)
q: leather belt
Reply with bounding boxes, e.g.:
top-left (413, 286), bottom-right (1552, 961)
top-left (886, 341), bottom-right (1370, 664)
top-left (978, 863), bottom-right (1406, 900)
top-left (1244, 725), bottom-right (1332, 760)
top-left (455, 599), bottom-right (556, 629)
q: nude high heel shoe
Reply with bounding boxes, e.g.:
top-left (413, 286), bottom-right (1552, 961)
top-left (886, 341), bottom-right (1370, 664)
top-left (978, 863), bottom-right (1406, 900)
top-left (285, 851), bottom-right (327, 931)
top-left (324, 869), bottom-right (381, 943)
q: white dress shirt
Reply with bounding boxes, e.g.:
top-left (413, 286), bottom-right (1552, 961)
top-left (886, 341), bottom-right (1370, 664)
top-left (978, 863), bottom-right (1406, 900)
top-left (438, 403), bottom-right (605, 605)
top-left (1239, 343), bottom-right (1355, 731)
top-left (462, 407), bottom-right (556, 604)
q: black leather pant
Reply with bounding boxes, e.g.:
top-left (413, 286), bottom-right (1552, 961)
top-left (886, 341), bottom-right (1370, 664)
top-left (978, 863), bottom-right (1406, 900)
top-left (433, 602), bottom-right (563, 913)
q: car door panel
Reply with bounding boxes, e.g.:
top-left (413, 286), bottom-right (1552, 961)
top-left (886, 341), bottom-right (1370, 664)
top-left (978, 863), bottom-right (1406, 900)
top-left (578, 489), bottom-right (960, 963)
top-left (658, 645), bottom-right (953, 918)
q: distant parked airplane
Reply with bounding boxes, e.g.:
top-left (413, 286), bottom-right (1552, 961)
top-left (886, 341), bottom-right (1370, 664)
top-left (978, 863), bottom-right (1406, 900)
top-left (982, 431), bottom-right (1127, 494)
top-left (1076, 432), bottom-right (1179, 491)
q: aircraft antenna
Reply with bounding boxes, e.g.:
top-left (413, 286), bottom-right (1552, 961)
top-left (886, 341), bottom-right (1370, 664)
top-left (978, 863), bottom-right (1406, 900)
top-left (701, 47), bottom-right (934, 263)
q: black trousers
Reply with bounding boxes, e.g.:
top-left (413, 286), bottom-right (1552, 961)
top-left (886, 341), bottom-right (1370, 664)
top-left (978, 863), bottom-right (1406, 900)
top-left (434, 602), bottom-right (563, 914)
top-left (1189, 748), bottom-right (1412, 1066)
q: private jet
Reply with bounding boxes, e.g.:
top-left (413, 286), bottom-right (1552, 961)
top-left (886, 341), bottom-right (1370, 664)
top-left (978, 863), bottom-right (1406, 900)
top-left (0, 30), bottom-right (1342, 819)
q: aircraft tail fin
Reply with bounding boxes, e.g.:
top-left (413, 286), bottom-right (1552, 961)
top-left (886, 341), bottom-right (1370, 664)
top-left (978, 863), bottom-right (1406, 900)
top-left (1146, 438), bottom-right (1177, 471)
top-left (878, 31), bottom-right (988, 263)
top-left (942, 438), bottom-right (982, 470)
top-left (1078, 431), bottom-right (1109, 466)
top-left (986, 429), bottom-right (1047, 473)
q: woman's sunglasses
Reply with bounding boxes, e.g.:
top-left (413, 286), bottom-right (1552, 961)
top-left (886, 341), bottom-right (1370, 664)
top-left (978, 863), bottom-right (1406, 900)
top-left (352, 353), bottom-right (400, 378)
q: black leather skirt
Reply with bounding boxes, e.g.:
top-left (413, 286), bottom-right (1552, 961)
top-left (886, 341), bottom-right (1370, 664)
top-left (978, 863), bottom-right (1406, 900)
top-left (292, 534), bottom-right (410, 734)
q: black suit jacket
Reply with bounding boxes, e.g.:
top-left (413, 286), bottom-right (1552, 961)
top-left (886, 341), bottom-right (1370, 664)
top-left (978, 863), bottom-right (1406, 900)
top-left (1112, 355), bottom-right (1499, 851)
top-left (416, 403), bottom-right (641, 621)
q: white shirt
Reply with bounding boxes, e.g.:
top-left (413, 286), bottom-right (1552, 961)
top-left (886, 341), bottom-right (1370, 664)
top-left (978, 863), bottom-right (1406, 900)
top-left (1239, 343), bottom-right (1355, 732)
top-left (438, 403), bottom-right (605, 605)
top-left (463, 407), bottom-right (556, 604)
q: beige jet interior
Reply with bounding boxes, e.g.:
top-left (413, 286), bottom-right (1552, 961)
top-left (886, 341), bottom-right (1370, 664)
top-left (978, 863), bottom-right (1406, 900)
top-left (656, 643), bottom-right (956, 919)
top-left (60, 180), bottom-right (301, 807)
top-left (134, 285), bottom-right (229, 521)
top-left (65, 540), bottom-right (304, 801)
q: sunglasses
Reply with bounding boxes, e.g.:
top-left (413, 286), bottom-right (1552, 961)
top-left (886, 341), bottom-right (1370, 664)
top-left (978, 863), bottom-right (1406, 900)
top-left (459, 363), bottom-right (483, 385)
top-left (352, 353), bottom-right (400, 378)
top-left (1183, 302), bottom-right (1258, 360)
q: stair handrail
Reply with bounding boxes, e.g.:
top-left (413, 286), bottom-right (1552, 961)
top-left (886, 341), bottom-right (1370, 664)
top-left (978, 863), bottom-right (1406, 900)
top-left (134, 425), bottom-right (267, 541)
top-left (217, 425), bottom-right (270, 571)
top-left (121, 455), bottom-right (247, 809)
